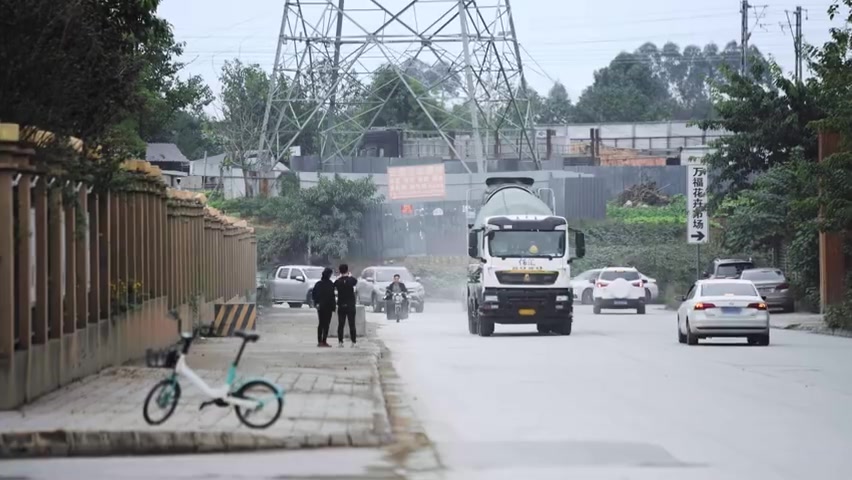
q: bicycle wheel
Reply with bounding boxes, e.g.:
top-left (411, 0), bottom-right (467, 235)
top-left (143, 379), bottom-right (181, 426)
top-left (233, 380), bottom-right (283, 429)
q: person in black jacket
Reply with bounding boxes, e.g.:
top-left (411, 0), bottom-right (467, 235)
top-left (333, 264), bottom-right (358, 347)
top-left (311, 267), bottom-right (336, 347)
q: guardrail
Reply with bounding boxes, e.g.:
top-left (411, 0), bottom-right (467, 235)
top-left (0, 123), bottom-right (257, 409)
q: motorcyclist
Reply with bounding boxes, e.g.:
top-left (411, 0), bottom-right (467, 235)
top-left (385, 274), bottom-right (408, 299)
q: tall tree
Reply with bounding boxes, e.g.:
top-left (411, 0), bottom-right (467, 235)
top-left (573, 53), bottom-right (674, 122)
top-left (538, 82), bottom-right (573, 124)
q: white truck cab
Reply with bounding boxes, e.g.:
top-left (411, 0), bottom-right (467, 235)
top-left (466, 177), bottom-right (585, 337)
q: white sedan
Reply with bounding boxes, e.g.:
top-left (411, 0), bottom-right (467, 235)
top-left (677, 279), bottom-right (770, 346)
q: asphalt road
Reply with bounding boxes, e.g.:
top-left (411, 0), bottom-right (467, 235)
top-left (5, 302), bottom-right (851, 480)
top-left (378, 302), bottom-right (852, 480)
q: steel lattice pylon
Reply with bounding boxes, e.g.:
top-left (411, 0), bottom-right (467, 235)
top-left (257, 0), bottom-right (538, 173)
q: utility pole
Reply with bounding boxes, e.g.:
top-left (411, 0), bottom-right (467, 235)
top-left (741, 0), bottom-right (750, 76)
top-left (795, 6), bottom-right (803, 82)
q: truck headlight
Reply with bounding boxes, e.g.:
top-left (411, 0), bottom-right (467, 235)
top-left (556, 295), bottom-right (569, 302)
top-left (484, 295), bottom-right (498, 302)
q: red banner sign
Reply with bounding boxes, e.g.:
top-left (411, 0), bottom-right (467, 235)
top-left (388, 164), bottom-right (446, 200)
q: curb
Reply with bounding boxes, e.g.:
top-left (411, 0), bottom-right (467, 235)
top-left (0, 429), bottom-right (387, 459)
top-left (771, 323), bottom-right (852, 338)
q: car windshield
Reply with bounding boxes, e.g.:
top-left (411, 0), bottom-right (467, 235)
top-left (702, 283), bottom-right (758, 297)
top-left (740, 269), bottom-right (784, 281)
top-left (303, 267), bottom-right (325, 279)
top-left (376, 269), bottom-right (414, 282)
top-left (716, 262), bottom-right (754, 277)
top-left (599, 270), bottom-right (641, 281)
top-left (488, 231), bottom-right (566, 258)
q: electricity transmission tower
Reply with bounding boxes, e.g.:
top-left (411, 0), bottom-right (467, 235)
top-left (256, 0), bottom-right (538, 174)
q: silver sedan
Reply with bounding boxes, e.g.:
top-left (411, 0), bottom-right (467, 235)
top-left (677, 279), bottom-right (770, 346)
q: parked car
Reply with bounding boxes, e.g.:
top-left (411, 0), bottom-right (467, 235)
top-left (740, 268), bottom-right (794, 312)
top-left (571, 269), bottom-right (601, 304)
top-left (640, 274), bottom-right (659, 302)
top-left (267, 265), bottom-right (327, 308)
top-left (592, 267), bottom-right (647, 314)
top-left (358, 266), bottom-right (425, 313)
top-left (704, 258), bottom-right (756, 279)
top-left (677, 279), bottom-right (769, 346)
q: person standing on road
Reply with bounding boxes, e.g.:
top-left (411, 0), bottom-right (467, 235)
top-left (334, 264), bottom-right (358, 347)
top-left (311, 267), bottom-right (336, 348)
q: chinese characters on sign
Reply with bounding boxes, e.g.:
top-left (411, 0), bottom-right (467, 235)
top-left (686, 156), bottom-right (709, 244)
top-left (388, 164), bottom-right (446, 200)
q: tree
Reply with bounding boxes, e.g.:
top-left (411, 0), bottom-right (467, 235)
top-left (538, 82), bottom-right (573, 124)
top-left (573, 53), bottom-right (675, 122)
top-left (363, 65), bottom-right (449, 131)
top-left (697, 61), bottom-right (823, 204)
top-left (0, 0), bottom-right (210, 160)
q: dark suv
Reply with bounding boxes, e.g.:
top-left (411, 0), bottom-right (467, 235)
top-left (704, 258), bottom-right (756, 279)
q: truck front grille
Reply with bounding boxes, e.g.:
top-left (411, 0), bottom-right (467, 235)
top-left (496, 271), bottom-right (558, 285)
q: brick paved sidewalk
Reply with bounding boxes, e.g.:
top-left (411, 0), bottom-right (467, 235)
top-left (0, 306), bottom-right (391, 457)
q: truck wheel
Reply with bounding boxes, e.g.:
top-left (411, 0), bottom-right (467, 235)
top-left (478, 316), bottom-right (494, 337)
top-left (536, 324), bottom-right (550, 334)
top-left (560, 317), bottom-right (573, 336)
top-left (467, 307), bottom-right (478, 335)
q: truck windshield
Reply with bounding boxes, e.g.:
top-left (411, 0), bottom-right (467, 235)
top-left (488, 231), bottom-right (565, 257)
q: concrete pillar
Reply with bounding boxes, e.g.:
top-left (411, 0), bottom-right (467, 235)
top-left (33, 177), bottom-right (48, 344)
top-left (16, 173), bottom-right (32, 349)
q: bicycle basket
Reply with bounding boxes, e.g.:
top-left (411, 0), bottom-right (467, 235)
top-left (145, 347), bottom-right (179, 369)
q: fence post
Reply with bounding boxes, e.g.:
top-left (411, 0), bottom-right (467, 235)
top-left (88, 192), bottom-right (99, 324)
top-left (63, 186), bottom-right (77, 334)
top-left (75, 187), bottom-right (88, 329)
top-left (99, 193), bottom-right (110, 321)
top-left (48, 187), bottom-right (63, 339)
top-left (16, 171), bottom-right (32, 350)
top-left (0, 127), bottom-right (17, 359)
top-left (33, 174), bottom-right (48, 344)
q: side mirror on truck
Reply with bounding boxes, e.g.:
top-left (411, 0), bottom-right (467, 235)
top-left (572, 230), bottom-right (586, 259)
top-left (468, 231), bottom-right (479, 258)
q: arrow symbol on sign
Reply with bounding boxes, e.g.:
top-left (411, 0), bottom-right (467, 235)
top-left (691, 231), bottom-right (706, 241)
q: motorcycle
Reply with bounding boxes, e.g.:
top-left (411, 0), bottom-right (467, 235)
top-left (385, 292), bottom-right (409, 323)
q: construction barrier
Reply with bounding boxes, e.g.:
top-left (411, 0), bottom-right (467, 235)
top-left (211, 303), bottom-right (257, 337)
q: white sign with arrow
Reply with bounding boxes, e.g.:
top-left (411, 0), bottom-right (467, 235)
top-left (687, 156), bottom-right (709, 244)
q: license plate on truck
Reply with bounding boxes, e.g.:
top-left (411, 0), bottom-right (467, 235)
top-left (518, 308), bottom-right (536, 316)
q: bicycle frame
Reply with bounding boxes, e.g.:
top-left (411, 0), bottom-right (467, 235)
top-left (173, 355), bottom-right (262, 409)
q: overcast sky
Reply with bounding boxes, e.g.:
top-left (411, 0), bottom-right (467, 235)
top-left (159, 0), bottom-right (841, 113)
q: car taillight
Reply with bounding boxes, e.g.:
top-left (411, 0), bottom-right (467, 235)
top-left (596, 281), bottom-right (609, 288)
top-left (632, 281), bottom-right (642, 287)
top-left (748, 302), bottom-right (768, 310)
top-left (775, 283), bottom-right (789, 291)
top-left (694, 302), bottom-right (716, 310)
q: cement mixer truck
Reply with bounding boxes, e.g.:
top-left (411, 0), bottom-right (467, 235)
top-left (465, 177), bottom-right (585, 337)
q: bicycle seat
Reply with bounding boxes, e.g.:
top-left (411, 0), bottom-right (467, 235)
top-left (234, 330), bottom-right (259, 342)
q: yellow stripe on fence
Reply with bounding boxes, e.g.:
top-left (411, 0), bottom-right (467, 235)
top-left (211, 303), bottom-right (257, 337)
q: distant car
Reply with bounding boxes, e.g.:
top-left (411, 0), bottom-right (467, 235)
top-left (704, 258), bottom-right (756, 279)
top-left (677, 279), bottom-right (769, 346)
top-left (592, 267), bottom-right (647, 314)
top-left (740, 268), bottom-right (794, 312)
top-left (571, 269), bottom-right (601, 304)
top-left (357, 266), bottom-right (425, 313)
top-left (268, 265), bottom-right (327, 308)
